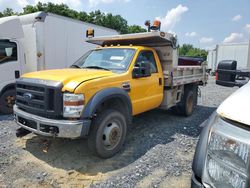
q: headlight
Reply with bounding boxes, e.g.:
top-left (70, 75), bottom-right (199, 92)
top-left (203, 116), bottom-right (250, 188)
top-left (63, 93), bottom-right (84, 118)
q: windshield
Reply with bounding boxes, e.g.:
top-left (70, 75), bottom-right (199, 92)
top-left (0, 40), bottom-right (17, 65)
top-left (73, 48), bottom-right (135, 72)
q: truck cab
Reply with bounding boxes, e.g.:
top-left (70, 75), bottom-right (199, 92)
top-left (0, 16), bottom-right (25, 114)
top-left (14, 28), bottom-right (207, 158)
top-left (191, 61), bottom-right (250, 188)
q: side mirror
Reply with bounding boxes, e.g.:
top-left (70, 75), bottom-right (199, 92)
top-left (132, 62), bottom-right (151, 78)
top-left (216, 60), bottom-right (237, 87)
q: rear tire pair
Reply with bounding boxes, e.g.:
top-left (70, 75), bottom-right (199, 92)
top-left (0, 89), bottom-right (16, 114)
top-left (174, 85), bottom-right (198, 117)
top-left (87, 109), bottom-right (127, 158)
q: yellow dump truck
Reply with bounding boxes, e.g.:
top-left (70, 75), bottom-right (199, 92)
top-left (14, 26), bottom-right (207, 158)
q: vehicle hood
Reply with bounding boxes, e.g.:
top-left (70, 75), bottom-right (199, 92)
top-left (22, 68), bottom-right (115, 92)
top-left (217, 81), bottom-right (250, 126)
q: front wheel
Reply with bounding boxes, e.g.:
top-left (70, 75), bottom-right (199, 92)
top-left (87, 109), bottom-right (127, 158)
top-left (0, 89), bottom-right (16, 114)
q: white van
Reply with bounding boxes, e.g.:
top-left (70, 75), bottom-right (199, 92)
top-left (0, 12), bottom-right (118, 114)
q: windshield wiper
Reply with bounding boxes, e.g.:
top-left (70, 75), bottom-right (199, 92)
top-left (70, 64), bottom-right (81, 68)
top-left (84, 66), bottom-right (110, 71)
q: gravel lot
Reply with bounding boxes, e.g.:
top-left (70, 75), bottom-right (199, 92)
top-left (0, 77), bottom-right (237, 188)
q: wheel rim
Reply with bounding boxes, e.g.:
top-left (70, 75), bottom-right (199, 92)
top-left (5, 95), bottom-right (15, 108)
top-left (102, 121), bottom-right (122, 150)
top-left (186, 95), bottom-right (193, 114)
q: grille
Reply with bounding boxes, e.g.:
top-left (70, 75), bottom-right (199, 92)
top-left (16, 78), bottom-right (63, 119)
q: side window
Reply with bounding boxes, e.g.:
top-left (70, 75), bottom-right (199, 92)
top-left (0, 40), bottom-right (18, 65)
top-left (135, 51), bottom-right (158, 73)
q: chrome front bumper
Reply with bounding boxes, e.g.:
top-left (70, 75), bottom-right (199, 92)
top-left (13, 105), bottom-right (91, 138)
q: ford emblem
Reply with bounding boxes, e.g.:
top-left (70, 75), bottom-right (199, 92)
top-left (23, 92), bottom-right (34, 101)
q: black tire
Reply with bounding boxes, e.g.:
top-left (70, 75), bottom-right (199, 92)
top-left (0, 89), bottom-right (16, 114)
top-left (173, 86), bottom-right (196, 117)
top-left (182, 90), bottom-right (194, 116)
top-left (87, 109), bottom-right (127, 158)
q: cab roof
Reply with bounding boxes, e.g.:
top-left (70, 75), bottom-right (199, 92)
top-left (0, 16), bottom-right (24, 39)
top-left (87, 31), bottom-right (177, 48)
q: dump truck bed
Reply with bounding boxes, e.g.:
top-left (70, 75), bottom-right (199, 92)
top-left (164, 65), bottom-right (207, 86)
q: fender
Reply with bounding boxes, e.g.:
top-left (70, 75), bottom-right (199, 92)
top-left (82, 87), bottom-right (132, 122)
top-left (192, 112), bottom-right (216, 180)
top-left (0, 83), bottom-right (16, 96)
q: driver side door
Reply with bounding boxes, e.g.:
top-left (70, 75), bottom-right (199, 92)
top-left (130, 50), bottom-right (163, 115)
top-left (0, 39), bottom-right (22, 91)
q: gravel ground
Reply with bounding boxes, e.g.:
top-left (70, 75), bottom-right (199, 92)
top-left (0, 77), bottom-right (237, 188)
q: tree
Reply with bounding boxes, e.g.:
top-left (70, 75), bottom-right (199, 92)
top-left (22, 2), bottom-right (79, 19)
top-left (102, 14), bottom-right (129, 34)
top-left (128, 25), bottom-right (147, 33)
top-left (22, 5), bottom-right (38, 14)
top-left (178, 44), bottom-right (208, 60)
top-left (0, 2), bottom-right (146, 34)
top-left (0, 8), bottom-right (17, 18)
top-left (178, 44), bottom-right (193, 56)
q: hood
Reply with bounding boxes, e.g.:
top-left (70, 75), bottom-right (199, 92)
top-left (217, 81), bottom-right (250, 126)
top-left (0, 16), bottom-right (24, 39)
top-left (23, 68), bottom-right (115, 92)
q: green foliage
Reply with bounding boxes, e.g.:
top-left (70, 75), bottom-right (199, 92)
top-left (0, 8), bottom-right (17, 17)
top-left (178, 44), bottom-right (208, 59)
top-left (0, 2), bottom-right (146, 34)
top-left (22, 2), bottom-right (78, 18)
top-left (87, 11), bottom-right (129, 34)
top-left (128, 25), bottom-right (147, 34)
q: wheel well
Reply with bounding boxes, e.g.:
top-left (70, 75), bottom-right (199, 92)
top-left (96, 98), bottom-right (132, 125)
top-left (0, 84), bottom-right (16, 97)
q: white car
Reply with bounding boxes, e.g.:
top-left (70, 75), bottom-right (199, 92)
top-left (191, 60), bottom-right (250, 188)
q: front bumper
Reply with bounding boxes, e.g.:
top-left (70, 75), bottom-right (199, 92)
top-left (14, 105), bottom-right (91, 138)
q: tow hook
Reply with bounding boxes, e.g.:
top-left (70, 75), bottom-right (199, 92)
top-left (49, 127), bottom-right (57, 138)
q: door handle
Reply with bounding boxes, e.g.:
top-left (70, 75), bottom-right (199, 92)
top-left (15, 70), bottom-right (20, 79)
top-left (122, 82), bottom-right (131, 92)
top-left (159, 78), bottom-right (162, 85)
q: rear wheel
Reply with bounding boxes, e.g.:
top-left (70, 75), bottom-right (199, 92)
top-left (0, 89), bottom-right (16, 114)
top-left (173, 85), bottom-right (197, 117)
top-left (183, 91), bottom-right (194, 116)
top-left (87, 109), bottom-right (127, 158)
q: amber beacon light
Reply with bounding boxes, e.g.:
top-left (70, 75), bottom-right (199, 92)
top-left (144, 20), bottom-right (161, 32)
top-left (86, 28), bottom-right (95, 38)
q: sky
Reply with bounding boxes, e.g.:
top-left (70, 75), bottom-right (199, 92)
top-left (0, 0), bottom-right (250, 49)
